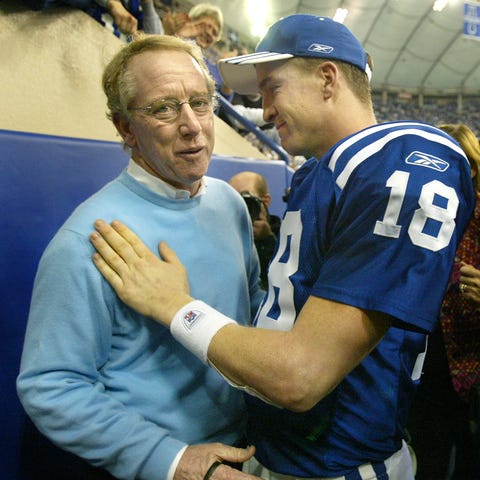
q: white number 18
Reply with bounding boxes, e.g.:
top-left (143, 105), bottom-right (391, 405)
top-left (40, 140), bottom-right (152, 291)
top-left (374, 170), bottom-right (459, 252)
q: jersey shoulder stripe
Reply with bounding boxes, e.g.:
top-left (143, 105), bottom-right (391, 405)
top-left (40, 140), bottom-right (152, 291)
top-left (327, 122), bottom-right (467, 190)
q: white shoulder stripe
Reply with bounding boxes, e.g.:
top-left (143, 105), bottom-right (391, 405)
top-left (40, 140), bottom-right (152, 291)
top-left (330, 125), bottom-right (467, 190)
top-left (328, 122), bottom-right (426, 172)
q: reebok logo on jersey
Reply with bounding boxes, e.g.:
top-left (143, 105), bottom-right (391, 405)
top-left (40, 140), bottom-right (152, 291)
top-left (405, 151), bottom-right (450, 172)
top-left (182, 309), bottom-right (202, 329)
top-left (308, 43), bottom-right (334, 54)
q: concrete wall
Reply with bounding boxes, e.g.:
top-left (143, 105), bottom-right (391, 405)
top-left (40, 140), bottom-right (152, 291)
top-left (0, 0), bottom-right (268, 158)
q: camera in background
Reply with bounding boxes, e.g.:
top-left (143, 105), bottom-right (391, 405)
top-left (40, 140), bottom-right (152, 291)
top-left (240, 191), bottom-right (263, 222)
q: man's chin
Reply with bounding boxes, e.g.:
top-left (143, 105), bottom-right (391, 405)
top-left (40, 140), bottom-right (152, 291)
top-left (280, 137), bottom-right (307, 159)
top-left (279, 140), bottom-right (296, 157)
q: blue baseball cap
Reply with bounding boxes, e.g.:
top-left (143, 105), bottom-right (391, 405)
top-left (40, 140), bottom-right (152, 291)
top-left (218, 14), bottom-right (371, 95)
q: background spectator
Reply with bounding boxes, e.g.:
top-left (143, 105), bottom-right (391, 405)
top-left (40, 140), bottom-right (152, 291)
top-left (229, 171), bottom-right (281, 289)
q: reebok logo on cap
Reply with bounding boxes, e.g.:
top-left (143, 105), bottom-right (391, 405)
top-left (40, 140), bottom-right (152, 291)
top-left (308, 44), bottom-right (334, 54)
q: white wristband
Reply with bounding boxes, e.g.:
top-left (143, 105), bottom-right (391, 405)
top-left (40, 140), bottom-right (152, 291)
top-left (170, 300), bottom-right (237, 364)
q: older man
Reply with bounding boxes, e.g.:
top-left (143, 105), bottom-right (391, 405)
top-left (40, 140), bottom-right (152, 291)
top-left (17, 34), bottom-right (263, 480)
top-left (173, 3), bottom-right (235, 101)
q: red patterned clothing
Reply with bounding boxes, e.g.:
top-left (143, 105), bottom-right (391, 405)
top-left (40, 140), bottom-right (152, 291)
top-left (440, 194), bottom-right (480, 402)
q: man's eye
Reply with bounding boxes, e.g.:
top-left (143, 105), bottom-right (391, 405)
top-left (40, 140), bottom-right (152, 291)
top-left (191, 99), bottom-right (209, 108)
top-left (151, 102), bottom-right (176, 115)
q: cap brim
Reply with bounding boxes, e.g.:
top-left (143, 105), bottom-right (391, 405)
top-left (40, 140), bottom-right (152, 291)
top-left (218, 51), bottom-right (294, 95)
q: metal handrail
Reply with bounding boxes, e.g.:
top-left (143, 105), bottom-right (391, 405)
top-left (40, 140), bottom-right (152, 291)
top-left (217, 95), bottom-right (291, 164)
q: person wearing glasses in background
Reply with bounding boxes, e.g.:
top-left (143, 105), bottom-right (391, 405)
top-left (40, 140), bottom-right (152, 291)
top-left (171, 2), bottom-right (235, 102)
top-left (17, 34), bottom-right (264, 480)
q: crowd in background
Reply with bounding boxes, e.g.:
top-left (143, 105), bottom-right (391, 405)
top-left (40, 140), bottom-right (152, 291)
top-left (373, 96), bottom-right (480, 137)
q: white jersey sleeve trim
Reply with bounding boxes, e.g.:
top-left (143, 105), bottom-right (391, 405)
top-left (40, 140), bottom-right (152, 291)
top-left (329, 124), bottom-right (467, 190)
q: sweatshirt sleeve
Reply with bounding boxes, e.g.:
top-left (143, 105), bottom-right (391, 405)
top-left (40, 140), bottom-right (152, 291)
top-left (16, 229), bottom-right (185, 480)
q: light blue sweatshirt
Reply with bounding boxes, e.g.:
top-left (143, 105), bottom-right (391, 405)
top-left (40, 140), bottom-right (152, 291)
top-left (17, 170), bottom-right (264, 480)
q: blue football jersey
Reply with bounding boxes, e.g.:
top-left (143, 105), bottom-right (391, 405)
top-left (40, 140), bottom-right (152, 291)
top-left (247, 121), bottom-right (475, 477)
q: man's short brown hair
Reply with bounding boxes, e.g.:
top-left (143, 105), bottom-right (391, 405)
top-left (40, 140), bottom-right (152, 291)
top-left (102, 34), bottom-right (215, 122)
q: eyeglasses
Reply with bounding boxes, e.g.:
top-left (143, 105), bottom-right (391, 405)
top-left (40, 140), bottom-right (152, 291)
top-left (128, 94), bottom-right (218, 123)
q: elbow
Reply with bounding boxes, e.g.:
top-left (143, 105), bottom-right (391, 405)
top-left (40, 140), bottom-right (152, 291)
top-left (272, 364), bottom-right (326, 413)
top-left (284, 398), bottom-right (319, 413)
top-left (16, 373), bottom-right (40, 416)
top-left (279, 387), bottom-right (321, 413)
top-left (16, 374), bottom-right (29, 407)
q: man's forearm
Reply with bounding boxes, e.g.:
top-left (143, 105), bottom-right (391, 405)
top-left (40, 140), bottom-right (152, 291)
top-left (170, 296), bottom-right (391, 412)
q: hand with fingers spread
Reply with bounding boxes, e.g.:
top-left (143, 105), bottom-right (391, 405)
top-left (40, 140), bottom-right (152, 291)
top-left (175, 18), bottom-right (205, 40)
top-left (174, 444), bottom-right (259, 480)
top-left (162, 10), bottom-right (189, 35)
top-left (90, 219), bottom-right (192, 326)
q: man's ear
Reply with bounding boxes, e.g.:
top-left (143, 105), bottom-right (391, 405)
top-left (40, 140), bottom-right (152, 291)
top-left (262, 192), bottom-right (272, 208)
top-left (316, 61), bottom-right (338, 99)
top-left (113, 112), bottom-right (137, 148)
